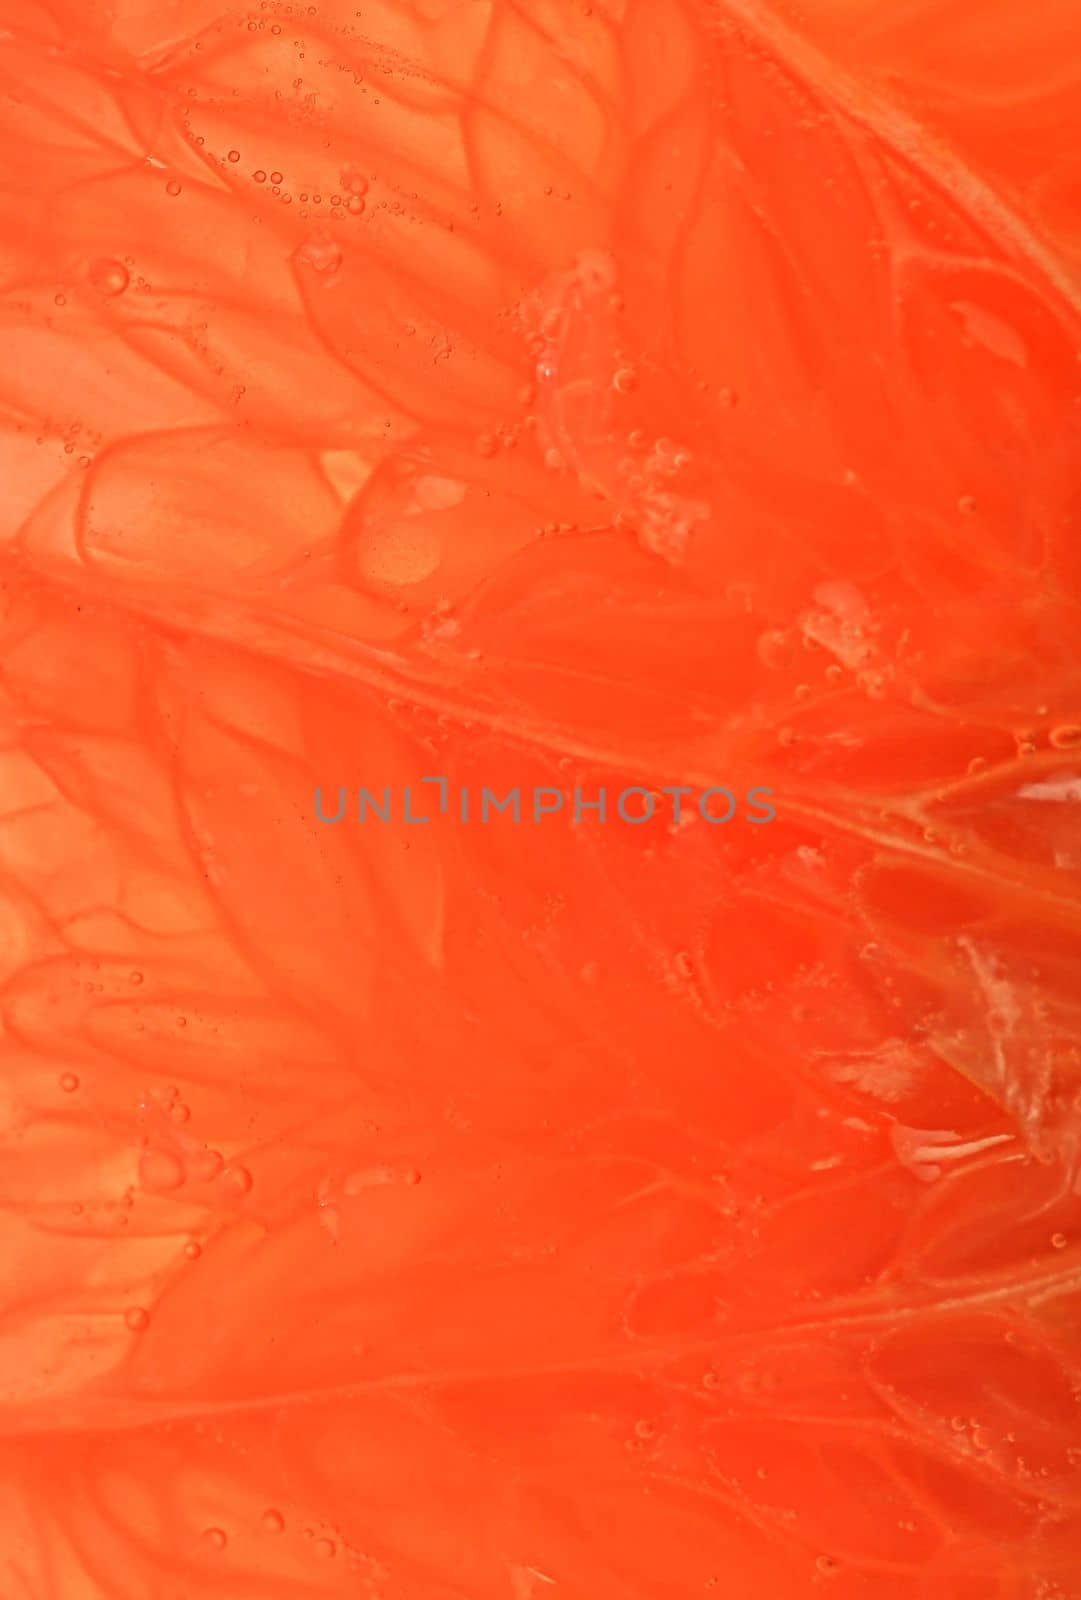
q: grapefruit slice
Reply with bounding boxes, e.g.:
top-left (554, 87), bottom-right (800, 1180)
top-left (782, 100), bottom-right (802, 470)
top-left (0, 1), bottom-right (1079, 1597)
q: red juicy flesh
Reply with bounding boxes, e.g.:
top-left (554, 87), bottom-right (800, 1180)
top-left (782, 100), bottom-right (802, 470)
top-left (0, 1), bottom-right (1080, 1597)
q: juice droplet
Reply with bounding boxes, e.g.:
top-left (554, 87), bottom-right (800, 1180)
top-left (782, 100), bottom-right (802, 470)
top-left (261, 1508), bottom-right (285, 1535)
top-left (87, 258), bottom-right (129, 296)
top-left (124, 1306), bottom-right (150, 1332)
top-left (59, 1072), bottom-right (79, 1093)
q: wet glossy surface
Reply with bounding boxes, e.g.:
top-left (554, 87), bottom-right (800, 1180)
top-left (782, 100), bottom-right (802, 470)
top-left (1, 2), bottom-right (1080, 1596)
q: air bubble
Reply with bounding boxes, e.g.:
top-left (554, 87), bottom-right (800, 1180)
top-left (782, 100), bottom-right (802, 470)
top-left (124, 1306), bottom-right (150, 1332)
top-left (201, 1527), bottom-right (227, 1550)
top-left (59, 1072), bottom-right (79, 1093)
top-left (87, 258), bottom-right (129, 296)
top-left (262, 1508), bottom-right (285, 1535)
top-left (165, 180), bottom-right (182, 196)
top-left (222, 1165), bottom-right (253, 1197)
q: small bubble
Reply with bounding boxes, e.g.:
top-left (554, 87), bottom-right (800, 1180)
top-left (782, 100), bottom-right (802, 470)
top-left (475, 433), bottom-right (498, 457)
top-left (967, 756), bottom-right (988, 775)
top-left (59, 1072), bottom-right (80, 1093)
top-left (313, 1538), bottom-right (336, 1560)
top-left (1052, 1232), bottom-right (1068, 1250)
top-left (957, 494), bottom-right (978, 515)
top-left (816, 1555), bottom-right (839, 1576)
top-left (633, 1419), bottom-right (654, 1439)
top-left (222, 1165), bottom-right (253, 1198)
top-left (201, 1527), bottom-right (227, 1551)
top-left (124, 1306), bottom-right (150, 1332)
top-left (183, 1240), bottom-right (202, 1259)
top-left (612, 367), bottom-right (638, 394)
top-left (346, 194), bottom-right (365, 216)
top-left (54, 293), bottom-right (67, 306)
top-left (341, 166), bottom-right (368, 195)
top-left (262, 1508), bottom-right (285, 1535)
top-left (1050, 725), bottom-right (1081, 750)
top-left (253, 170), bottom-right (267, 183)
top-left (87, 258), bottom-right (129, 296)
top-left (270, 171), bottom-right (282, 184)
top-left (171, 1101), bottom-right (190, 1124)
top-left (165, 180), bottom-right (182, 197)
top-left (717, 387), bottom-right (738, 408)
top-left (227, 150), bottom-right (240, 162)
top-left (130, 970), bottom-right (144, 984)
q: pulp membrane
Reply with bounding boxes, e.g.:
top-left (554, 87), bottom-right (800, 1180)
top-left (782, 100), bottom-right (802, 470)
top-left (1, 2), bottom-right (1080, 1597)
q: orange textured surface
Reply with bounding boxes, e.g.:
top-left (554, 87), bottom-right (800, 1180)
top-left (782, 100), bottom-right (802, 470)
top-left (1, 2), bottom-right (1081, 1597)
